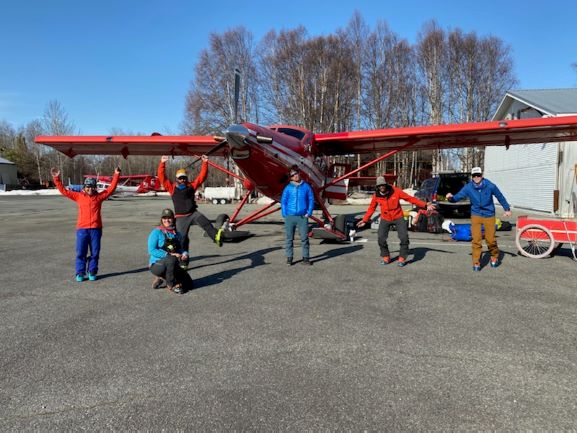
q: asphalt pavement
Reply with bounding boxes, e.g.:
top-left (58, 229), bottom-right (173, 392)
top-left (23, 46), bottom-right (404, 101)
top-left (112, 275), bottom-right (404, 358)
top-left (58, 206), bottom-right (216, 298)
top-left (0, 195), bottom-right (576, 430)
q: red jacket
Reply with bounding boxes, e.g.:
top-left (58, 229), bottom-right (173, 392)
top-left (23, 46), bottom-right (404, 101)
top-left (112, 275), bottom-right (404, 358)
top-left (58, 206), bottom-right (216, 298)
top-left (362, 187), bottom-right (426, 222)
top-left (53, 173), bottom-right (119, 228)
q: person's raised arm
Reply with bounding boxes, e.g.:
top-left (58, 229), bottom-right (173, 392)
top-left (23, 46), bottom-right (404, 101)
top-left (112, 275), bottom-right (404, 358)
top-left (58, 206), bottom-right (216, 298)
top-left (51, 167), bottom-right (78, 200)
top-left (98, 167), bottom-right (121, 201)
top-left (158, 156), bottom-right (174, 194)
top-left (191, 155), bottom-right (209, 189)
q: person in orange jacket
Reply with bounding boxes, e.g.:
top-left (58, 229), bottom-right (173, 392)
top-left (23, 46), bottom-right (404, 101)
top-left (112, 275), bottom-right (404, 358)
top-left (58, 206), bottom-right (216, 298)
top-left (51, 167), bottom-right (120, 281)
top-left (357, 176), bottom-right (435, 267)
top-left (158, 155), bottom-right (223, 269)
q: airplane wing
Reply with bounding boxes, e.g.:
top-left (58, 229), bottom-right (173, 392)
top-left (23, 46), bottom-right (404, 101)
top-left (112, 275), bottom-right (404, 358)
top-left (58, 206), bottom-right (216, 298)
top-left (313, 115), bottom-right (577, 155)
top-left (34, 135), bottom-right (224, 158)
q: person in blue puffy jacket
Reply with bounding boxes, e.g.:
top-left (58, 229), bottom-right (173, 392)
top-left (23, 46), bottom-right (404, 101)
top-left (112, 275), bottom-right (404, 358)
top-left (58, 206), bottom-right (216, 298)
top-left (446, 167), bottom-right (511, 271)
top-left (280, 166), bottom-right (315, 265)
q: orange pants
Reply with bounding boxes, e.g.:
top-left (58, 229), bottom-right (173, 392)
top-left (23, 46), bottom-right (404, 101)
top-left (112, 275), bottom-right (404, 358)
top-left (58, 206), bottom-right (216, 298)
top-left (470, 215), bottom-right (498, 264)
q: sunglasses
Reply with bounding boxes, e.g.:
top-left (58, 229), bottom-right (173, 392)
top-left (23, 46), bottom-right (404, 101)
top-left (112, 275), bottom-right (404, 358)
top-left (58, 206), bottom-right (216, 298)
top-left (177, 177), bottom-right (187, 181)
top-left (472, 174), bottom-right (482, 178)
top-left (84, 185), bottom-right (96, 189)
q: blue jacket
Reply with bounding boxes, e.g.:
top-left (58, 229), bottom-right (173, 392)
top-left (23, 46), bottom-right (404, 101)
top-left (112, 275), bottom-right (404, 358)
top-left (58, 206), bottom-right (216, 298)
top-left (449, 178), bottom-right (510, 217)
top-left (148, 226), bottom-right (187, 266)
top-left (281, 181), bottom-right (315, 217)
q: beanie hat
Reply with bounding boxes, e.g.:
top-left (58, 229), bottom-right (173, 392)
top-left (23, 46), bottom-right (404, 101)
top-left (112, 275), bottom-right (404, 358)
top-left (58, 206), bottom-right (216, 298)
top-left (83, 177), bottom-right (97, 187)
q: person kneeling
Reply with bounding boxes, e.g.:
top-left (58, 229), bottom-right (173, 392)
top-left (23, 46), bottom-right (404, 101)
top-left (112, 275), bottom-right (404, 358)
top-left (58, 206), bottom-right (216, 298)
top-left (148, 208), bottom-right (191, 294)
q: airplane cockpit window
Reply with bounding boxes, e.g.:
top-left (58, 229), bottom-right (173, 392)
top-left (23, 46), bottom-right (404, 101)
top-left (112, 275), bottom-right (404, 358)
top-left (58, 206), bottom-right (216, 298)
top-left (275, 128), bottom-right (306, 141)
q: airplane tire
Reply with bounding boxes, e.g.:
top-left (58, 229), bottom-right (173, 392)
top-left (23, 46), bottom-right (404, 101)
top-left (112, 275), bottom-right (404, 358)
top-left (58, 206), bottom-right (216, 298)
top-left (333, 214), bottom-right (347, 233)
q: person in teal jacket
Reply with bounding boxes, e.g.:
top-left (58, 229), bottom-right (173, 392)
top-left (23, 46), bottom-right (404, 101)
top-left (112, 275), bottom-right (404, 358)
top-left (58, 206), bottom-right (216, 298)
top-left (446, 167), bottom-right (511, 271)
top-left (280, 166), bottom-right (315, 265)
top-left (148, 208), bottom-right (190, 294)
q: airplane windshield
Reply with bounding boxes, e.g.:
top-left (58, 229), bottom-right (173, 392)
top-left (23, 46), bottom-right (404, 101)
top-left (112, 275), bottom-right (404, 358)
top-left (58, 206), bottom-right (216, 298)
top-left (275, 128), bottom-right (306, 140)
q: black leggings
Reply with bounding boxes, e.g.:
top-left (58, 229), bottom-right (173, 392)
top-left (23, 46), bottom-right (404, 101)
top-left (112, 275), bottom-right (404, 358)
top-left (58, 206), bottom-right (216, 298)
top-left (150, 255), bottom-right (187, 286)
top-left (176, 211), bottom-right (217, 252)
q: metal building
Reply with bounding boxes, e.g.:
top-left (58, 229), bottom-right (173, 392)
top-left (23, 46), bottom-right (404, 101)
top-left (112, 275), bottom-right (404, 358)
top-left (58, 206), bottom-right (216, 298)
top-left (484, 88), bottom-right (577, 217)
top-left (0, 157), bottom-right (18, 188)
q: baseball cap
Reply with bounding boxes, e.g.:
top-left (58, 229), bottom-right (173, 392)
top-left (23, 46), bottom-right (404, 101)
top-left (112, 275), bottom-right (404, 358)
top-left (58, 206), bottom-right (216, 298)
top-left (161, 208), bottom-right (175, 219)
top-left (471, 167), bottom-right (483, 175)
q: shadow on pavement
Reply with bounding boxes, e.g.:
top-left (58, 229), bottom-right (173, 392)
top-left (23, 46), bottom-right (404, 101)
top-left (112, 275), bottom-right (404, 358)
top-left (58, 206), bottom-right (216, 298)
top-left (191, 246), bottom-right (282, 289)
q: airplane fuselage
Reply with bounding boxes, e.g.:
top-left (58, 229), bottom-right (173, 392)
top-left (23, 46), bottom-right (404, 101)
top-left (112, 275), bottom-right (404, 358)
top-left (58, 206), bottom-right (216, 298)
top-left (226, 122), bottom-right (327, 202)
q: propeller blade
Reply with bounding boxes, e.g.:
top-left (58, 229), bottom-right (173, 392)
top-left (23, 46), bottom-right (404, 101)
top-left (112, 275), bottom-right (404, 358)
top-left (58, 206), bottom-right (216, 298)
top-left (186, 139), bottom-right (228, 167)
top-left (234, 69), bottom-right (240, 124)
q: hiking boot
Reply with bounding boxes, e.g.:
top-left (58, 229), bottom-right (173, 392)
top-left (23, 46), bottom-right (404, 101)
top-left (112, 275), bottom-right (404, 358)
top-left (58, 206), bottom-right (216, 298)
top-left (490, 258), bottom-right (500, 268)
top-left (172, 283), bottom-right (184, 294)
top-left (473, 263), bottom-right (481, 272)
top-left (286, 257), bottom-right (293, 266)
top-left (152, 277), bottom-right (165, 289)
top-left (214, 228), bottom-right (224, 247)
top-left (397, 257), bottom-right (407, 267)
top-left (75, 274), bottom-right (85, 282)
top-left (87, 273), bottom-right (97, 281)
top-left (301, 258), bottom-right (312, 266)
top-left (380, 256), bottom-right (391, 265)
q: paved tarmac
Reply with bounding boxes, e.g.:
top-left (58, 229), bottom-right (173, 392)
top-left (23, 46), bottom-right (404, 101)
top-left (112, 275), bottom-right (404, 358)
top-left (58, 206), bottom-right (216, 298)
top-left (0, 195), bottom-right (576, 430)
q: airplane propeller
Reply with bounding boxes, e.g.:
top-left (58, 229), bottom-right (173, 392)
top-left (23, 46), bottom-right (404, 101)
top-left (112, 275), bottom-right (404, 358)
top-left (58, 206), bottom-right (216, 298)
top-left (186, 137), bottom-right (228, 168)
top-left (186, 69), bottom-right (242, 167)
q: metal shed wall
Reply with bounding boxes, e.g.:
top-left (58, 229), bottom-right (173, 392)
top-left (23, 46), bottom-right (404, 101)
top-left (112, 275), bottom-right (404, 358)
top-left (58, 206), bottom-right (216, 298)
top-left (0, 163), bottom-right (18, 185)
top-left (484, 143), bottom-right (558, 213)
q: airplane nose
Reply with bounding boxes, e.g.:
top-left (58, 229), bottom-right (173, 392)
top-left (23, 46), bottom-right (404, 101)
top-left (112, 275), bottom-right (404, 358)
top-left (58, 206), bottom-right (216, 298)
top-left (226, 124), bottom-right (250, 149)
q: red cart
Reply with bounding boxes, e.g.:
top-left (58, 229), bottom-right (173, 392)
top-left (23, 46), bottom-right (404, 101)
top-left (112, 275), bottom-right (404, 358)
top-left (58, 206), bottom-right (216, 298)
top-left (515, 216), bottom-right (577, 260)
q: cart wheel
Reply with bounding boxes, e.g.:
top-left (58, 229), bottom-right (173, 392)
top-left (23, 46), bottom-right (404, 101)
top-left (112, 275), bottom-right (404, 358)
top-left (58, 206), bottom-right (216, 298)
top-left (515, 224), bottom-right (555, 258)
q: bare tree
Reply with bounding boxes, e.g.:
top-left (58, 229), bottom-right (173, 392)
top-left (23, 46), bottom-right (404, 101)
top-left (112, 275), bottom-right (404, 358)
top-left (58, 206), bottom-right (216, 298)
top-left (183, 27), bottom-right (259, 135)
top-left (23, 120), bottom-right (47, 184)
top-left (41, 100), bottom-right (76, 181)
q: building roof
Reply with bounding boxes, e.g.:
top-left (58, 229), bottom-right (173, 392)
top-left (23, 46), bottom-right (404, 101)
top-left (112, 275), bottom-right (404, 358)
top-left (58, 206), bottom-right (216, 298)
top-left (0, 156), bottom-right (15, 165)
top-left (493, 88), bottom-right (577, 119)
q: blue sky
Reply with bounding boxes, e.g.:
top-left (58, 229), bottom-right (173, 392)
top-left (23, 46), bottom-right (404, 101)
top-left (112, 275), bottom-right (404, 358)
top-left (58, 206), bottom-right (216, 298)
top-left (1, 0), bottom-right (576, 135)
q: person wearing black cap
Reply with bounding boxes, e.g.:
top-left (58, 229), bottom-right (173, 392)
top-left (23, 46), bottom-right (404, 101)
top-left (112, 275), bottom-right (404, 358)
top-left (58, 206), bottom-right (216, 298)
top-left (446, 167), bottom-right (511, 271)
top-left (147, 208), bottom-right (191, 294)
top-left (357, 176), bottom-right (435, 267)
top-left (51, 166), bottom-right (120, 282)
top-left (280, 166), bottom-right (315, 265)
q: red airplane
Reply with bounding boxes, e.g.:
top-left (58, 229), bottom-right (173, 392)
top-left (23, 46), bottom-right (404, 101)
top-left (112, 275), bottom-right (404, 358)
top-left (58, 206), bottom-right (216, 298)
top-left (36, 115), bottom-right (577, 240)
top-left (83, 174), bottom-right (163, 195)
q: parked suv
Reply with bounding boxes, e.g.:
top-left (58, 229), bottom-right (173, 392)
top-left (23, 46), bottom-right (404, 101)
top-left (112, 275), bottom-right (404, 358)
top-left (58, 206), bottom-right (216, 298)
top-left (415, 172), bottom-right (471, 217)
